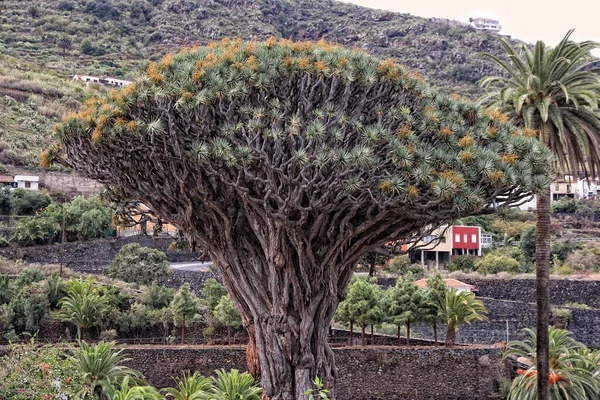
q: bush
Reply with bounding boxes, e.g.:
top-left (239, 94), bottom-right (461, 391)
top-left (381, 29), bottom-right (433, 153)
top-left (105, 243), bottom-right (170, 285)
top-left (476, 253), bottom-right (521, 275)
top-left (447, 255), bottom-right (475, 272)
top-left (564, 247), bottom-right (600, 273)
top-left (552, 197), bottom-right (580, 214)
top-left (552, 308), bottom-right (572, 329)
top-left (10, 188), bottom-right (51, 215)
top-left (385, 255), bottom-right (411, 275)
top-left (11, 215), bottom-right (57, 246)
top-left (407, 263), bottom-right (425, 279)
top-left (564, 302), bottom-right (590, 309)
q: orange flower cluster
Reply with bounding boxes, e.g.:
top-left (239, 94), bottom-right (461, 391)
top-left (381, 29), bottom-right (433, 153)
top-left (438, 125), bottom-right (453, 139)
top-left (491, 171), bottom-right (505, 184)
top-left (439, 170), bottom-right (464, 185)
top-left (501, 153), bottom-right (519, 165)
top-left (458, 134), bottom-right (474, 148)
top-left (397, 124), bottom-right (414, 138)
top-left (407, 185), bottom-right (420, 199)
top-left (379, 180), bottom-right (392, 193)
top-left (459, 150), bottom-right (474, 163)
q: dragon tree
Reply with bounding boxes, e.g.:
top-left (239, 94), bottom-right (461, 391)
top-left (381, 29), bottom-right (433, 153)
top-left (45, 38), bottom-right (551, 399)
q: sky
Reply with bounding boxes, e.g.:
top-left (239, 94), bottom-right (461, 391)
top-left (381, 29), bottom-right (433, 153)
top-left (341, 0), bottom-right (600, 56)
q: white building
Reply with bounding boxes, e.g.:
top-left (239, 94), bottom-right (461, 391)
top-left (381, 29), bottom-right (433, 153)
top-left (470, 18), bottom-right (501, 32)
top-left (14, 175), bottom-right (39, 191)
top-left (73, 74), bottom-right (132, 88)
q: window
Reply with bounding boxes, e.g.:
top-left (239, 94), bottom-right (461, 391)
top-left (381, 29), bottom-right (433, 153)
top-left (455, 234), bottom-right (460, 243)
top-left (463, 234), bottom-right (467, 243)
top-left (472, 234), bottom-right (476, 243)
top-left (24, 181), bottom-right (30, 189)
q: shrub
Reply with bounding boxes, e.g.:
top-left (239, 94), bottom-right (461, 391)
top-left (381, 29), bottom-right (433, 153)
top-left (105, 243), bottom-right (170, 285)
top-left (564, 247), bottom-right (600, 273)
top-left (555, 264), bottom-right (574, 275)
top-left (100, 328), bottom-right (118, 340)
top-left (447, 255), bottom-right (475, 272)
top-left (10, 188), bottom-right (51, 215)
top-left (408, 263), bottom-right (425, 279)
top-left (385, 255), bottom-right (411, 276)
top-left (0, 341), bottom-right (85, 398)
top-left (11, 215), bottom-right (57, 246)
top-left (476, 253), bottom-right (520, 275)
top-left (552, 308), bottom-right (572, 329)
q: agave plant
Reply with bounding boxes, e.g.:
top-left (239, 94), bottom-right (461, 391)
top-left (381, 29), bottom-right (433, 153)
top-left (504, 327), bottom-right (600, 400)
top-left (73, 341), bottom-right (144, 400)
top-left (162, 371), bottom-right (212, 400)
top-left (209, 369), bottom-right (262, 400)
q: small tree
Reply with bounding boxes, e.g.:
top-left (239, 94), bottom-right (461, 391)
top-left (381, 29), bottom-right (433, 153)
top-left (213, 295), bottom-right (242, 343)
top-left (58, 278), bottom-right (108, 339)
top-left (383, 274), bottom-right (428, 345)
top-left (201, 278), bottom-right (227, 312)
top-left (57, 35), bottom-right (72, 55)
top-left (172, 283), bottom-right (200, 344)
top-left (105, 243), bottom-right (170, 285)
top-left (424, 272), bottom-right (447, 344)
top-left (440, 288), bottom-right (487, 346)
top-left (141, 282), bottom-right (174, 310)
top-left (335, 278), bottom-right (382, 346)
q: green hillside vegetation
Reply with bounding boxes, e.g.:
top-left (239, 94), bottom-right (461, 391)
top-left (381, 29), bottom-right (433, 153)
top-left (0, 55), bottom-right (103, 168)
top-left (0, 0), bottom-right (513, 93)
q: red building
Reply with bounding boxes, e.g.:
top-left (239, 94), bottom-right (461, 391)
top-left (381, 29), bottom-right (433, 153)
top-left (405, 225), bottom-right (483, 269)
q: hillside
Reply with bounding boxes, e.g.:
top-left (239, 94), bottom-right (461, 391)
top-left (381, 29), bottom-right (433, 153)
top-left (0, 0), bottom-right (518, 168)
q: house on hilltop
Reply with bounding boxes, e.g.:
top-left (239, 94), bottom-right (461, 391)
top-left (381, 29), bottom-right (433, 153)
top-left (469, 17), bottom-right (501, 32)
top-left (73, 74), bottom-right (132, 88)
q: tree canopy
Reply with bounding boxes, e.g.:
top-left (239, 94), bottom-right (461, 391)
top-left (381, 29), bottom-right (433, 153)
top-left (48, 38), bottom-right (552, 399)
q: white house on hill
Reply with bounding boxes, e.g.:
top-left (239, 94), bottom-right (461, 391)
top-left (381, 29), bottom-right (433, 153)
top-left (14, 175), bottom-right (39, 191)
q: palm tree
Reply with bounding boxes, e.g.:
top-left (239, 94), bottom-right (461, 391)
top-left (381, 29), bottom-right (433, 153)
top-left (209, 369), bottom-right (262, 400)
top-left (479, 30), bottom-right (600, 399)
top-left (58, 278), bottom-right (107, 339)
top-left (439, 289), bottom-right (487, 346)
top-left (162, 371), bottom-right (212, 400)
top-left (504, 327), bottom-right (600, 400)
top-left (73, 341), bottom-right (144, 400)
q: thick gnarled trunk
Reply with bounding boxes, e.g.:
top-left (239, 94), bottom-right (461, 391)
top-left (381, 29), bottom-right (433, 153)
top-left (211, 248), bottom-right (353, 400)
top-left (536, 189), bottom-right (551, 400)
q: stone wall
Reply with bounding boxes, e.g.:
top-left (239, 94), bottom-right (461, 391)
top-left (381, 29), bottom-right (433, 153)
top-left (122, 345), bottom-right (509, 399)
top-left (412, 297), bottom-right (600, 348)
top-left (462, 278), bottom-right (600, 308)
top-left (0, 235), bottom-right (200, 273)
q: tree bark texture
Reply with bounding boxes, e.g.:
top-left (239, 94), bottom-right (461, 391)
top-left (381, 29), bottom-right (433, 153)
top-left (406, 321), bottom-right (411, 346)
top-left (536, 188), bottom-right (551, 400)
top-left (361, 325), bottom-right (366, 346)
top-left (246, 322), bottom-right (261, 380)
top-left (445, 326), bottom-right (456, 347)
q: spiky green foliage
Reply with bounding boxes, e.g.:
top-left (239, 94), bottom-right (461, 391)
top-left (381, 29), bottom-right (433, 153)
top-left (51, 40), bottom-right (551, 397)
top-left (210, 369), bottom-right (263, 400)
top-left (162, 371), bottom-right (212, 400)
top-left (504, 327), bottom-right (600, 400)
top-left (73, 341), bottom-right (144, 400)
top-left (479, 30), bottom-right (600, 176)
top-left (106, 376), bottom-right (163, 400)
top-left (58, 278), bottom-right (108, 339)
top-left (439, 288), bottom-right (487, 346)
